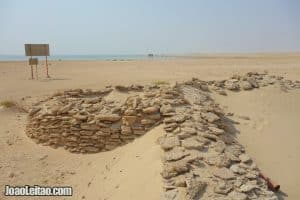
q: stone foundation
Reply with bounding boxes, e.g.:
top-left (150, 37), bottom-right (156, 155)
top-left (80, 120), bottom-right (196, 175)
top-left (25, 72), bottom-right (299, 199)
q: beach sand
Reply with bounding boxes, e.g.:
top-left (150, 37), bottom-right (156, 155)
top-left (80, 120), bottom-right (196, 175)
top-left (0, 54), bottom-right (300, 199)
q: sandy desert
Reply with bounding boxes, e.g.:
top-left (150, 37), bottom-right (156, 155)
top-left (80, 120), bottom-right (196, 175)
top-left (0, 54), bottom-right (300, 200)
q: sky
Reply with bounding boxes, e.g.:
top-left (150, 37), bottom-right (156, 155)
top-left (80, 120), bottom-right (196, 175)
top-left (0, 0), bottom-right (300, 55)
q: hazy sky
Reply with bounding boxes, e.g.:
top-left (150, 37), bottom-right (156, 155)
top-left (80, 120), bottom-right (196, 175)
top-left (0, 0), bottom-right (299, 55)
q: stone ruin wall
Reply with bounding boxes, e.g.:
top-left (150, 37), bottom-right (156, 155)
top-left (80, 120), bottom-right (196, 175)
top-left (26, 86), bottom-right (187, 153)
top-left (25, 72), bottom-right (299, 199)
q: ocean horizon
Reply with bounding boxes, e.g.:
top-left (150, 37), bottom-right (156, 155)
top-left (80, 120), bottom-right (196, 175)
top-left (0, 54), bottom-right (170, 61)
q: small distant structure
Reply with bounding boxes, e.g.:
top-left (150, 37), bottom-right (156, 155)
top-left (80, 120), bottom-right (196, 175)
top-left (147, 53), bottom-right (154, 57)
top-left (25, 44), bottom-right (50, 79)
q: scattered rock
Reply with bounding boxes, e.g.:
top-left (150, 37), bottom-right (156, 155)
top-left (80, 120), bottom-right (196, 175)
top-left (239, 154), bottom-right (251, 163)
top-left (159, 136), bottom-right (180, 150)
top-left (240, 81), bottom-right (253, 90)
top-left (213, 167), bottom-right (236, 180)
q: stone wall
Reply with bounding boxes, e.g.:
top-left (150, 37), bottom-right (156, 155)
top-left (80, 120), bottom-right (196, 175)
top-left (26, 85), bottom-right (186, 153)
top-left (25, 72), bottom-right (299, 199)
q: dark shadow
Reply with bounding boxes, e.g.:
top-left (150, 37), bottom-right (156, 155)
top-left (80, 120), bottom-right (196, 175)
top-left (275, 190), bottom-right (288, 200)
top-left (220, 115), bottom-right (241, 138)
top-left (39, 78), bottom-right (71, 82)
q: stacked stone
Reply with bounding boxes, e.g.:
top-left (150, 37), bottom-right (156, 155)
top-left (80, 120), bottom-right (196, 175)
top-left (159, 83), bottom-right (278, 200)
top-left (206, 71), bottom-right (300, 95)
top-left (26, 88), bottom-right (163, 153)
top-left (25, 72), bottom-right (298, 199)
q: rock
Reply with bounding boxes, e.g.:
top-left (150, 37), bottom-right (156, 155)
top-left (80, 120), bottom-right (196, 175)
top-left (201, 112), bottom-right (220, 123)
top-left (245, 171), bottom-right (258, 179)
top-left (115, 85), bottom-right (128, 92)
top-left (159, 136), bottom-right (180, 150)
top-left (141, 119), bottom-right (155, 125)
top-left (164, 147), bottom-right (190, 161)
top-left (142, 106), bottom-right (160, 114)
top-left (214, 140), bottom-right (226, 153)
top-left (122, 116), bottom-right (138, 125)
top-left (201, 133), bottom-right (218, 141)
top-left (228, 191), bottom-right (248, 200)
top-left (29, 107), bottom-right (41, 116)
top-left (83, 146), bottom-right (100, 153)
top-left (216, 89), bottom-right (227, 96)
top-left (181, 127), bottom-right (197, 135)
top-left (240, 81), bottom-right (253, 90)
top-left (96, 114), bottom-right (121, 122)
top-left (239, 154), bottom-right (251, 163)
top-left (162, 189), bottom-right (179, 200)
top-left (186, 177), bottom-right (207, 200)
top-left (161, 160), bottom-right (190, 179)
top-left (205, 154), bottom-right (231, 167)
top-left (124, 109), bottom-right (136, 116)
top-left (247, 77), bottom-right (259, 88)
top-left (182, 138), bottom-right (204, 150)
top-left (160, 104), bottom-right (174, 114)
top-left (230, 164), bottom-right (246, 175)
top-left (208, 126), bottom-right (224, 135)
top-left (213, 180), bottom-right (233, 195)
top-left (164, 123), bottom-right (178, 132)
top-left (225, 80), bottom-right (239, 91)
top-left (213, 167), bottom-right (236, 180)
top-left (239, 182), bottom-right (258, 192)
top-left (73, 114), bottom-right (88, 121)
top-left (174, 176), bottom-right (187, 187)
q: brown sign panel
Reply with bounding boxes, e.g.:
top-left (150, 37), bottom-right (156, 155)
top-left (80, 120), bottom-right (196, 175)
top-left (29, 58), bottom-right (38, 65)
top-left (25, 44), bottom-right (49, 56)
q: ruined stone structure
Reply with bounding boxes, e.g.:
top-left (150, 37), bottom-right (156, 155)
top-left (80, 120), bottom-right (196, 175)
top-left (26, 72), bottom-right (299, 199)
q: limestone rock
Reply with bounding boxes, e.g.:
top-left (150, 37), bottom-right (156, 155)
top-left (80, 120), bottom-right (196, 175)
top-left (213, 167), bottom-right (236, 180)
top-left (182, 138), bottom-right (204, 150)
top-left (213, 181), bottom-right (233, 195)
top-left (202, 112), bottom-right (220, 123)
top-left (159, 136), bottom-right (180, 150)
top-left (225, 80), bottom-right (239, 91)
top-left (228, 191), bottom-right (247, 200)
top-left (240, 81), bottom-right (253, 90)
top-left (164, 147), bottom-right (190, 161)
top-left (239, 154), bottom-right (251, 163)
top-left (96, 114), bottom-right (121, 122)
top-left (161, 160), bottom-right (190, 179)
top-left (239, 182), bottom-right (258, 192)
top-left (186, 177), bottom-right (207, 200)
top-left (142, 106), bottom-right (159, 114)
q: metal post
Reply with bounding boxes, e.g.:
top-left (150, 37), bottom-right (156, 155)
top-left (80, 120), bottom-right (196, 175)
top-left (30, 56), bottom-right (34, 79)
top-left (35, 64), bottom-right (38, 79)
top-left (46, 56), bottom-right (49, 77)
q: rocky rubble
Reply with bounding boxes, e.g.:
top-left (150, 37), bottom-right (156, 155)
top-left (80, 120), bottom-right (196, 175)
top-left (25, 72), bottom-right (299, 199)
top-left (206, 71), bottom-right (300, 95)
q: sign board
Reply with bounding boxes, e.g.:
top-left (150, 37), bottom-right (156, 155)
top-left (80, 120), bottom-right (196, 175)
top-left (29, 58), bottom-right (38, 65)
top-left (25, 44), bottom-right (49, 56)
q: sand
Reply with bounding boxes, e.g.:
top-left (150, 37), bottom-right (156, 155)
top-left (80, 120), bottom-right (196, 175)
top-left (213, 86), bottom-right (300, 199)
top-left (0, 54), bottom-right (300, 199)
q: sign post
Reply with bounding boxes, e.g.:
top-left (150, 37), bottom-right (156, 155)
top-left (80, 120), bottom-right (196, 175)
top-left (25, 44), bottom-right (50, 78)
top-left (29, 57), bottom-right (38, 79)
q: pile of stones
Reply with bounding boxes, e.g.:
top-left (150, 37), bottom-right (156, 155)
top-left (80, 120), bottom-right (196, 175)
top-left (204, 71), bottom-right (300, 95)
top-left (159, 84), bottom-right (278, 200)
top-left (26, 72), bottom-right (299, 199)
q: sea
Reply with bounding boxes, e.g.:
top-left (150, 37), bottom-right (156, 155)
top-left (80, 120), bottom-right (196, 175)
top-left (0, 54), bottom-right (169, 61)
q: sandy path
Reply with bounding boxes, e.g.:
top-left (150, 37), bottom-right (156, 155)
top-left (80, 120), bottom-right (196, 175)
top-left (0, 108), bottom-right (163, 200)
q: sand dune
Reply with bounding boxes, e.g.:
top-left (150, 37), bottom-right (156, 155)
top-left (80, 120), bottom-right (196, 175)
top-left (213, 86), bottom-right (300, 199)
